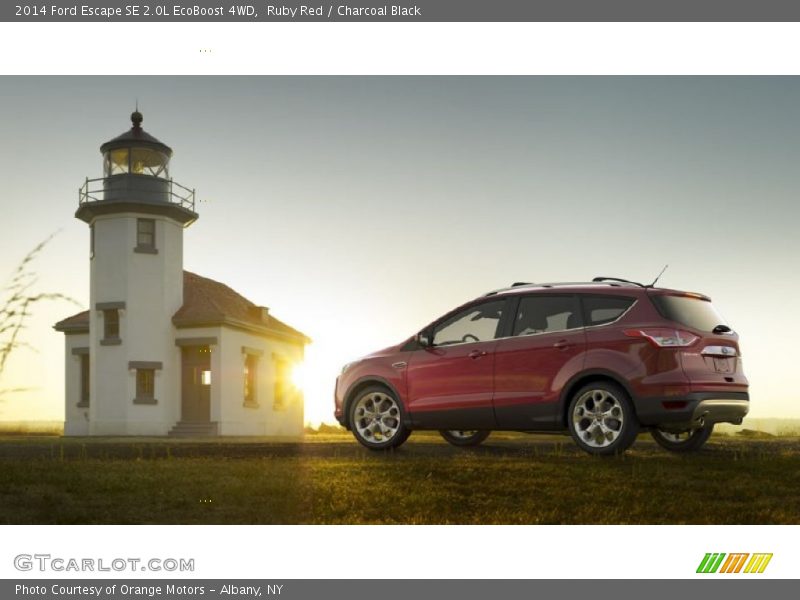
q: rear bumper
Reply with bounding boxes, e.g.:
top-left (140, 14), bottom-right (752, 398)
top-left (634, 392), bottom-right (749, 429)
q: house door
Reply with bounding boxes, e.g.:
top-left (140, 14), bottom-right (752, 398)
top-left (181, 346), bottom-right (211, 422)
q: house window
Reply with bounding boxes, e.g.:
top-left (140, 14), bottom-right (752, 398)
top-left (135, 369), bottom-right (155, 403)
top-left (273, 355), bottom-right (289, 411)
top-left (90, 224), bottom-right (95, 259)
top-left (244, 353), bottom-right (258, 407)
top-left (79, 354), bottom-right (90, 407)
top-left (135, 218), bottom-right (157, 253)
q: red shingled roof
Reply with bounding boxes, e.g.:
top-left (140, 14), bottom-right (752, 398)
top-left (54, 271), bottom-right (309, 344)
top-left (53, 310), bottom-right (90, 333)
top-left (173, 272), bottom-right (309, 342)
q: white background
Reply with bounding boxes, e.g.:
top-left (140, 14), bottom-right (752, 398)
top-left (1, 21), bottom-right (799, 580)
top-left (0, 525), bottom-right (793, 578)
top-left (1, 23), bottom-right (800, 74)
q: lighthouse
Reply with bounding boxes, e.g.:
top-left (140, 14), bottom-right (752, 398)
top-left (55, 112), bottom-right (308, 437)
top-left (73, 111), bottom-right (197, 435)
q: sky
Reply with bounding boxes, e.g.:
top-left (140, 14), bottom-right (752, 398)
top-left (0, 76), bottom-right (799, 424)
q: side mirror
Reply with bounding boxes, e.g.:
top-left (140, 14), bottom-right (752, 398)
top-left (416, 331), bottom-right (433, 348)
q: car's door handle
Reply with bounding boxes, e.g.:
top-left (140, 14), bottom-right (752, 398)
top-left (553, 339), bottom-right (574, 350)
top-left (468, 350), bottom-right (488, 359)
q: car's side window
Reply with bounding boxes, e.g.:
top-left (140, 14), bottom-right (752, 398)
top-left (582, 295), bottom-right (635, 326)
top-left (513, 295), bottom-right (581, 336)
top-left (432, 300), bottom-right (506, 346)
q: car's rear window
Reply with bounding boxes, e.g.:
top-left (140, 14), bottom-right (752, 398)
top-left (582, 295), bottom-right (635, 326)
top-left (650, 294), bottom-right (727, 332)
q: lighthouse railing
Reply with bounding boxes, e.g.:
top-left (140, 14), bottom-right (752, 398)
top-left (78, 177), bottom-right (196, 212)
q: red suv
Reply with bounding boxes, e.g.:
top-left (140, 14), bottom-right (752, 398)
top-left (334, 278), bottom-right (749, 456)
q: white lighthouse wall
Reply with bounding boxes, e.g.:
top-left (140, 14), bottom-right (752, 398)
top-left (89, 213), bottom-right (184, 435)
top-left (63, 333), bottom-right (90, 436)
top-left (216, 327), bottom-right (304, 438)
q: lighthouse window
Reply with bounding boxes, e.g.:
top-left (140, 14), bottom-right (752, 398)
top-left (136, 218), bottom-right (156, 253)
top-left (104, 148), bottom-right (169, 178)
top-left (107, 148), bottom-right (129, 175)
top-left (103, 309), bottom-right (120, 340)
top-left (131, 148), bottom-right (169, 178)
top-left (135, 369), bottom-right (156, 403)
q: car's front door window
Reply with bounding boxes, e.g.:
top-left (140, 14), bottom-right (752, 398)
top-left (432, 300), bottom-right (506, 346)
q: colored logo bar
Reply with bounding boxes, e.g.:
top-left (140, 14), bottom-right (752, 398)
top-left (697, 553), bottom-right (773, 574)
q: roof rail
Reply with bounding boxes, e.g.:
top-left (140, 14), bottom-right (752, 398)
top-left (592, 277), bottom-right (644, 287)
top-left (485, 278), bottom-right (648, 296)
top-left (484, 281), bottom-right (533, 296)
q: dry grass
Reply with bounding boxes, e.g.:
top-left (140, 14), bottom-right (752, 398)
top-left (0, 421), bottom-right (62, 435)
top-left (0, 432), bottom-right (798, 525)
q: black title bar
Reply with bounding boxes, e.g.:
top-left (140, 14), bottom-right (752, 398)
top-left (2, 579), bottom-right (796, 599)
top-left (7, 0), bottom-right (800, 22)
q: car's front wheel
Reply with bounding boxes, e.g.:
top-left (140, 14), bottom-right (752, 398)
top-left (567, 382), bottom-right (639, 456)
top-left (439, 430), bottom-right (490, 447)
top-left (650, 424), bottom-right (713, 452)
top-left (349, 386), bottom-right (410, 450)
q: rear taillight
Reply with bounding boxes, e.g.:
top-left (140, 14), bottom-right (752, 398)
top-left (624, 328), bottom-right (699, 348)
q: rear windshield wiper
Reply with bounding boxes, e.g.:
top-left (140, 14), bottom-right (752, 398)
top-left (713, 324), bottom-right (732, 334)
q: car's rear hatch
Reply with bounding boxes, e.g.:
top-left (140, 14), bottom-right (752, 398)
top-left (648, 291), bottom-right (748, 389)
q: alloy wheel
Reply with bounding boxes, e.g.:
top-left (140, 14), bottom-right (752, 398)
top-left (571, 388), bottom-right (626, 449)
top-left (353, 391), bottom-right (401, 443)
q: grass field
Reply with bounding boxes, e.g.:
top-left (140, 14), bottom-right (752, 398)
top-left (0, 431), bottom-right (798, 525)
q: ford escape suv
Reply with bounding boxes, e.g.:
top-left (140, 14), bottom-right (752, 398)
top-left (334, 278), bottom-right (749, 456)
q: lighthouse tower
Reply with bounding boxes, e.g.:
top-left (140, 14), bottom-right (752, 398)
top-left (75, 111), bottom-right (198, 435)
top-left (56, 111), bottom-right (308, 438)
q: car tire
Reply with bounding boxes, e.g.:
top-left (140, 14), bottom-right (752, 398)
top-left (349, 385), bottom-right (411, 451)
top-left (567, 381), bottom-right (639, 456)
top-left (439, 430), bottom-right (490, 447)
top-left (650, 424), bottom-right (714, 452)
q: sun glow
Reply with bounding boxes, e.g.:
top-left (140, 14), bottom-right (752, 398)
top-left (290, 362), bottom-right (307, 393)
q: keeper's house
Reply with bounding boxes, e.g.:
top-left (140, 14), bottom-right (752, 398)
top-left (55, 112), bottom-right (308, 437)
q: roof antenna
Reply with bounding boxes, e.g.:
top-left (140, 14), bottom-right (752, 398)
top-left (648, 264), bottom-right (669, 288)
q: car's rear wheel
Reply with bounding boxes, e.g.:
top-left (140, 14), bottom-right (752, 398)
top-left (650, 424), bottom-right (714, 452)
top-left (349, 386), bottom-right (410, 450)
top-left (439, 430), bottom-right (490, 447)
top-left (567, 382), bottom-right (639, 456)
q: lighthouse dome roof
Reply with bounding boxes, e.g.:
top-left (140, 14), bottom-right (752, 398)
top-left (100, 111), bottom-right (173, 156)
